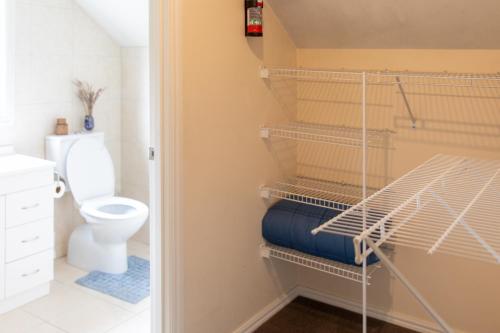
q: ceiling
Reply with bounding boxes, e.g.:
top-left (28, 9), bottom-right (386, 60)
top-left (268, 0), bottom-right (500, 49)
top-left (75, 0), bottom-right (148, 47)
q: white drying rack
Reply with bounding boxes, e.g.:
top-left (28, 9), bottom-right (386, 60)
top-left (312, 154), bottom-right (500, 332)
top-left (312, 154), bottom-right (500, 265)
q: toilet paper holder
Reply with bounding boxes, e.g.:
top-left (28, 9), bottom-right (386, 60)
top-left (54, 171), bottom-right (65, 183)
top-left (53, 171), bottom-right (66, 198)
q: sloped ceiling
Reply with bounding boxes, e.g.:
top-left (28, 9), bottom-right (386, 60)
top-left (268, 0), bottom-right (500, 49)
top-left (75, 0), bottom-right (148, 47)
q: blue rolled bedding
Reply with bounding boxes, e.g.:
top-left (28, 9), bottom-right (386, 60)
top-left (262, 200), bottom-right (379, 266)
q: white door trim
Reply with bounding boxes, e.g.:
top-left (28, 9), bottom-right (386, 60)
top-left (149, 0), bottom-right (163, 331)
top-left (150, 0), bottom-right (183, 332)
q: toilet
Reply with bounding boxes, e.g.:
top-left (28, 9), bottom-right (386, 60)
top-left (46, 132), bottom-right (148, 274)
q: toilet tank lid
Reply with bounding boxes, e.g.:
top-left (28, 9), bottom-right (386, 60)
top-left (65, 137), bottom-right (115, 205)
top-left (46, 132), bottom-right (104, 142)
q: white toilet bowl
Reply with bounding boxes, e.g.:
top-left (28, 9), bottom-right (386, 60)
top-left (68, 197), bottom-right (148, 273)
top-left (61, 136), bottom-right (149, 274)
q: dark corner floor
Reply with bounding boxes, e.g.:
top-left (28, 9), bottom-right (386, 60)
top-left (255, 297), bottom-right (418, 333)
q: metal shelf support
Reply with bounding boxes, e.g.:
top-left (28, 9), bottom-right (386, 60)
top-left (366, 238), bottom-right (453, 333)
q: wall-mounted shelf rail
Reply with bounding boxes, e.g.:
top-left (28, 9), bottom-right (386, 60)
top-left (260, 67), bottom-right (362, 83)
top-left (260, 177), bottom-right (375, 212)
top-left (312, 154), bottom-right (500, 265)
top-left (260, 122), bottom-right (391, 149)
top-left (260, 244), bottom-right (380, 284)
top-left (261, 66), bottom-right (500, 89)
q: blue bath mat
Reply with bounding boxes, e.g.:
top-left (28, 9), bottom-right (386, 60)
top-left (75, 256), bottom-right (150, 304)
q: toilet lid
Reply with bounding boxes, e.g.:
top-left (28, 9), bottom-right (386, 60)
top-left (66, 138), bottom-right (115, 205)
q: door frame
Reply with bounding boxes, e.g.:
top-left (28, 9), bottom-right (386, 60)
top-left (149, 0), bottom-right (182, 332)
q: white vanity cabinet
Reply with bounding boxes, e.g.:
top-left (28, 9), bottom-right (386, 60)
top-left (0, 154), bottom-right (55, 314)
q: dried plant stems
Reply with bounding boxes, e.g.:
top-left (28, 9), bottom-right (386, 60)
top-left (73, 80), bottom-right (105, 116)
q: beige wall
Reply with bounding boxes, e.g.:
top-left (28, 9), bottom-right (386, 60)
top-left (296, 49), bottom-right (500, 333)
top-left (179, 3), bottom-right (298, 333)
top-left (177, 3), bottom-right (500, 330)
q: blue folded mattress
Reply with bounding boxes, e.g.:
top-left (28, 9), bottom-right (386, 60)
top-left (262, 200), bottom-right (379, 266)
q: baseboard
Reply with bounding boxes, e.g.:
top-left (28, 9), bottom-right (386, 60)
top-left (233, 285), bottom-right (467, 333)
top-left (233, 288), bottom-right (299, 333)
top-left (296, 286), bottom-right (467, 333)
top-left (0, 283), bottom-right (50, 315)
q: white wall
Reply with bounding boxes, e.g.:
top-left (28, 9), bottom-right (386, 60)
top-left (14, 0), bottom-right (122, 257)
top-left (0, 0), bottom-right (14, 147)
top-left (121, 47), bottom-right (149, 244)
top-left (75, 0), bottom-right (149, 47)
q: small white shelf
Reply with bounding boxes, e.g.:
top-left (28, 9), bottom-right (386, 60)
top-left (260, 177), bottom-right (375, 212)
top-left (260, 122), bottom-right (391, 149)
top-left (260, 244), bottom-right (379, 284)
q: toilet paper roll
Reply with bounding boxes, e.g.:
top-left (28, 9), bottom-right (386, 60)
top-left (53, 180), bottom-right (66, 199)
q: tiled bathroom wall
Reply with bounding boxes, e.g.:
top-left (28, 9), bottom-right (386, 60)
top-left (14, 0), bottom-right (122, 257)
top-left (121, 47), bottom-right (150, 244)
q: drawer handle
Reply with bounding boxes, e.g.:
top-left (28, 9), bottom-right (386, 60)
top-left (21, 236), bottom-right (40, 244)
top-left (22, 269), bottom-right (40, 278)
top-left (21, 203), bottom-right (40, 210)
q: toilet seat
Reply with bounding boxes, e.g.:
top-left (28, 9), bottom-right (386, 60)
top-left (64, 135), bottom-right (149, 274)
top-left (81, 196), bottom-right (148, 222)
top-left (66, 138), bottom-right (115, 206)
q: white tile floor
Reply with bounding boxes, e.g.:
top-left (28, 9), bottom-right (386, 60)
top-left (0, 241), bottom-right (151, 333)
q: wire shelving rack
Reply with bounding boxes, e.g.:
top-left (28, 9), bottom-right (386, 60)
top-left (260, 65), bottom-right (500, 333)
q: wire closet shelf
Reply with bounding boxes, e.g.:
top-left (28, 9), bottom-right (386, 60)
top-left (260, 123), bottom-right (391, 149)
top-left (260, 244), bottom-right (380, 284)
top-left (261, 66), bottom-right (500, 88)
top-left (312, 154), bottom-right (500, 265)
top-left (260, 177), bottom-right (374, 212)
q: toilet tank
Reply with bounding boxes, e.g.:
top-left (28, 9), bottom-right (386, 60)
top-left (45, 132), bottom-right (104, 191)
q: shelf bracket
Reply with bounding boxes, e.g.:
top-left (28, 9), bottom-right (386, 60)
top-left (259, 127), bottom-right (270, 139)
top-left (366, 238), bottom-right (454, 333)
top-left (260, 244), bottom-right (271, 258)
top-left (428, 169), bottom-right (500, 261)
top-left (260, 67), bottom-right (270, 79)
top-left (396, 76), bottom-right (417, 129)
top-left (259, 186), bottom-right (271, 199)
top-left (430, 191), bottom-right (499, 263)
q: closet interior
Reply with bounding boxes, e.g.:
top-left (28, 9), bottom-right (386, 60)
top-left (258, 66), bottom-right (500, 333)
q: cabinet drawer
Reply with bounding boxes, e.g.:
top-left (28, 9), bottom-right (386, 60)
top-left (0, 169), bottom-right (53, 196)
top-left (5, 250), bottom-right (54, 298)
top-left (6, 186), bottom-right (54, 228)
top-left (6, 219), bottom-right (54, 263)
